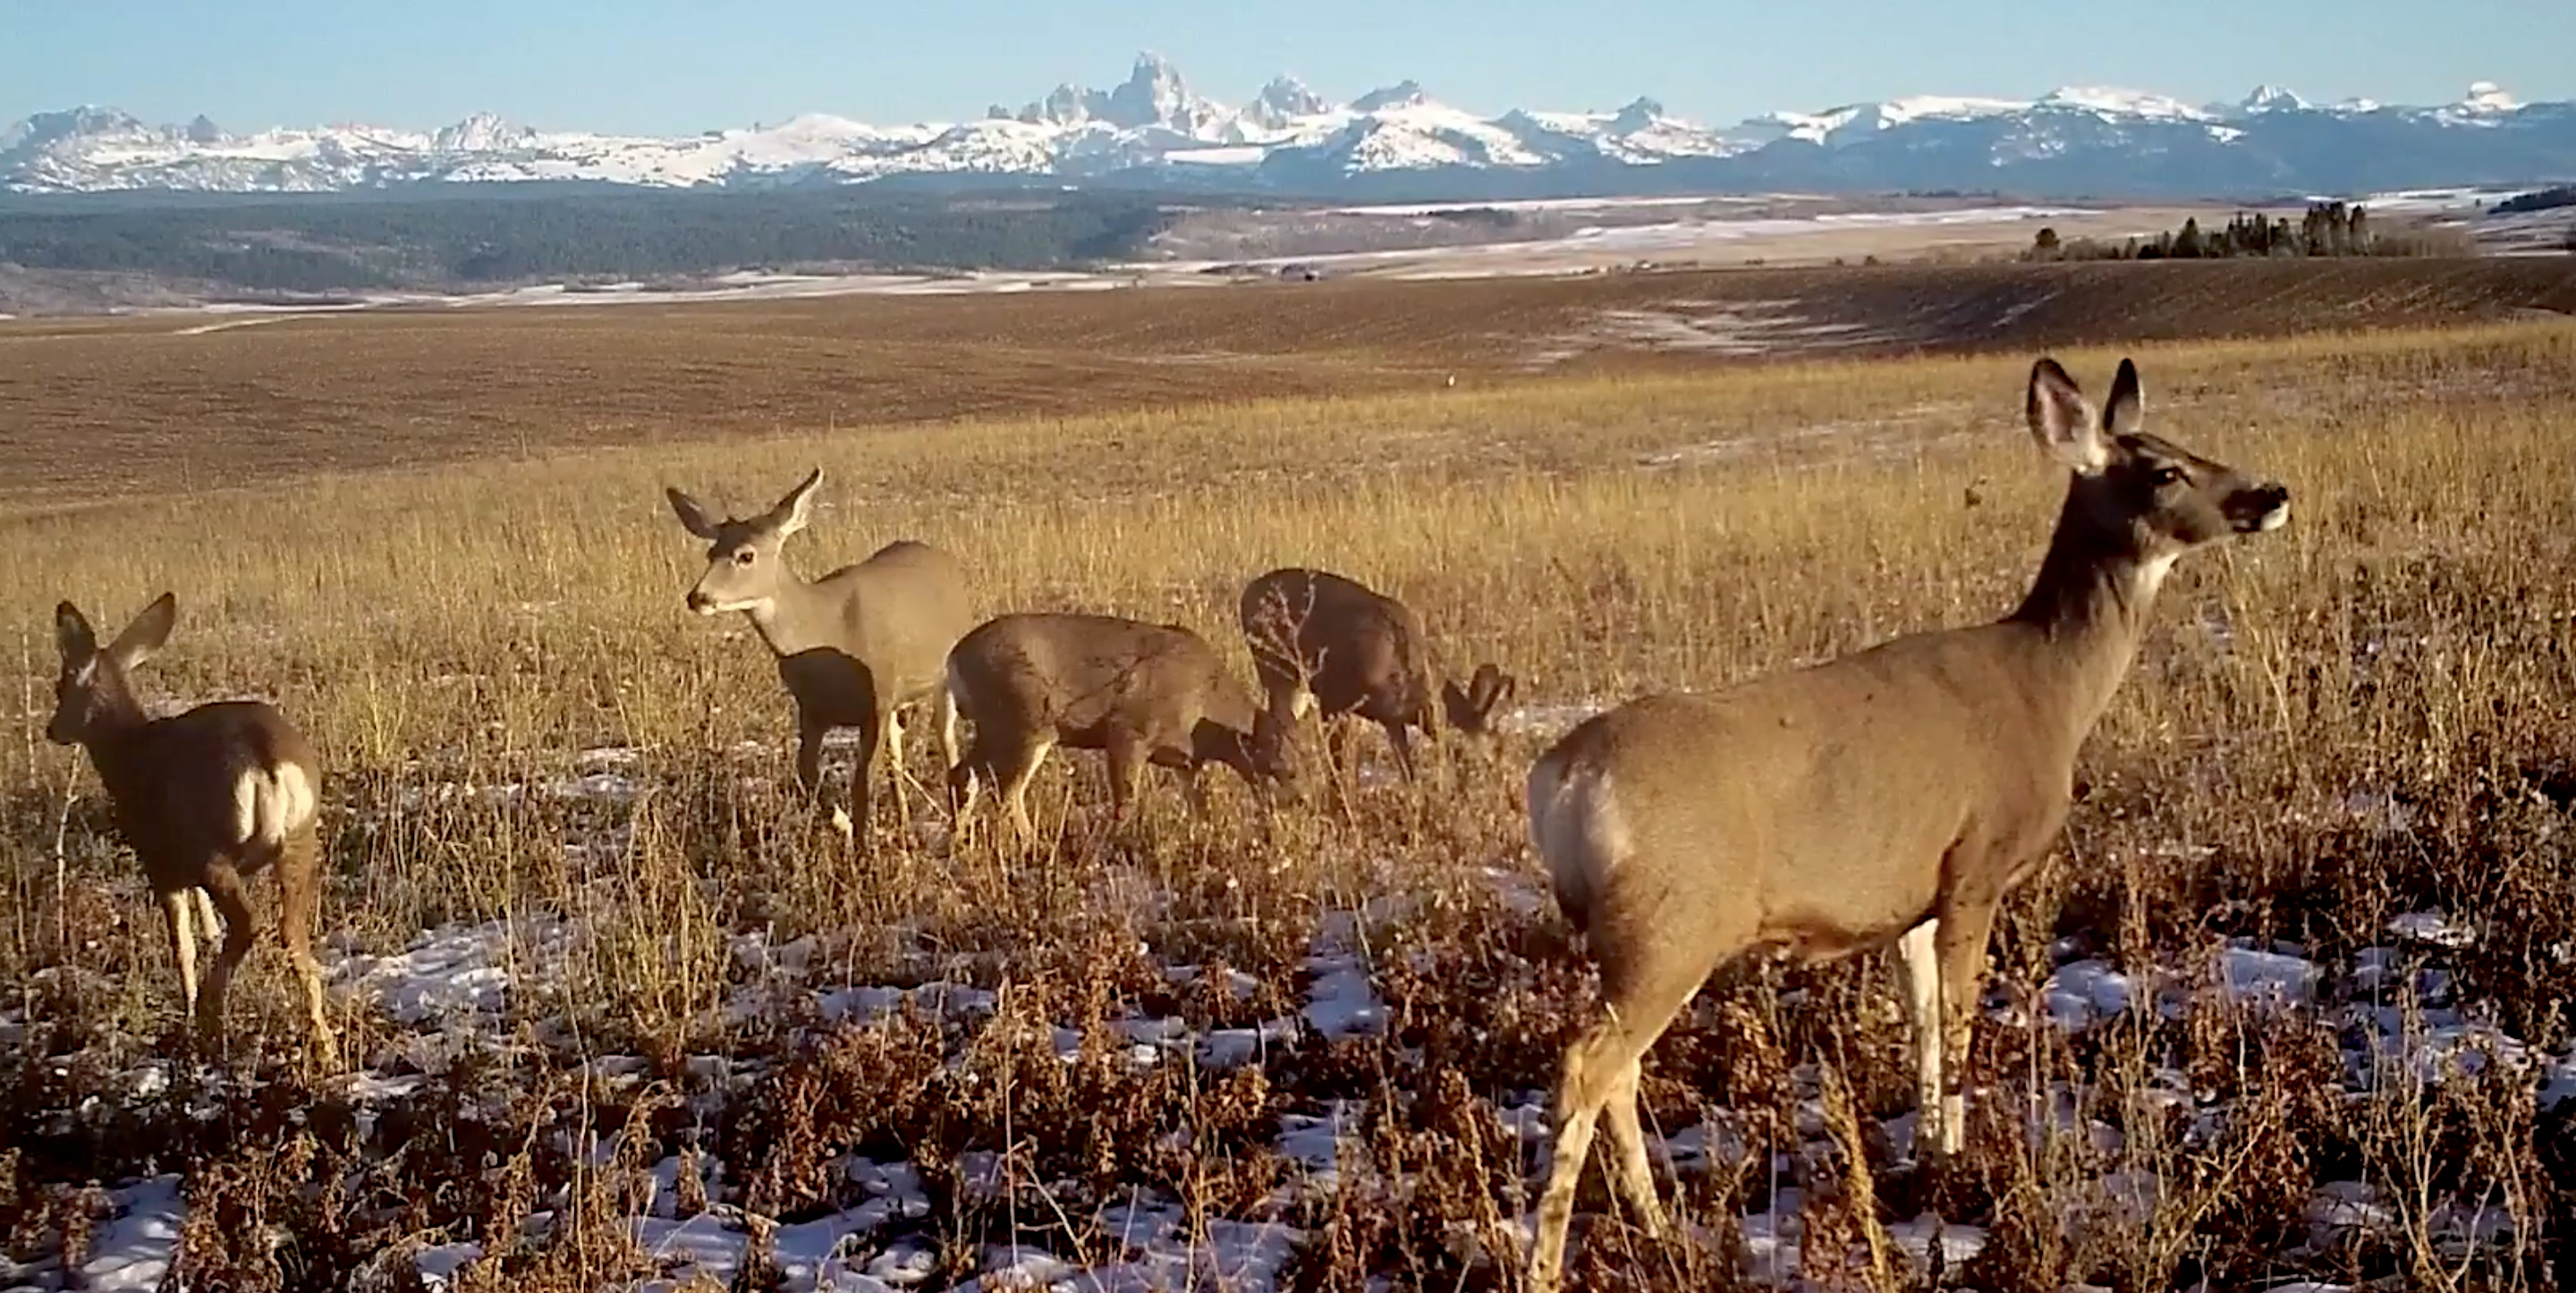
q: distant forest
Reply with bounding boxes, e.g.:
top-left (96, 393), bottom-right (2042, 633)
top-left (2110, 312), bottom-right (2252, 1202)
top-left (0, 186), bottom-right (1182, 292)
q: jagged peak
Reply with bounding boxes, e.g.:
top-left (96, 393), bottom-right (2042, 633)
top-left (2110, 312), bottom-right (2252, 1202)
top-left (1352, 80), bottom-right (1428, 113)
top-left (433, 112), bottom-right (533, 152)
top-left (2239, 84), bottom-right (2309, 113)
top-left (1613, 96), bottom-right (1668, 131)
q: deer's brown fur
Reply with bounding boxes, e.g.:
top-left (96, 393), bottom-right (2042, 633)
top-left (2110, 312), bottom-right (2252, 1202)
top-left (945, 612), bottom-right (1297, 841)
top-left (667, 468), bottom-right (975, 842)
top-left (1237, 566), bottom-right (1515, 780)
top-left (48, 593), bottom-right (340, 1069)
top-left (1521, 357), bottom-right (2292, 1289)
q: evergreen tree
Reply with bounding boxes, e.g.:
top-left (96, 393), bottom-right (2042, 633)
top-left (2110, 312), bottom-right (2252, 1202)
top-left (2172, 216), bottom-right (2205, 258)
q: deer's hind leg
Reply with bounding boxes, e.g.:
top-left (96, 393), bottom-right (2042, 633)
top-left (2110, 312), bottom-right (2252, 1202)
top-left (192, 888), bottom-right (221, 947)
top-left (1531, 937), bottom-right (1724, 1291)
top-left (1601, 1061), bottom-right (1669, 1239)
top-left (275, 828), bottom-right (341, 1071)
top-left (194, 860), bottom-right (258, 1055)
top-left (959, 726), bottom-right (1053, 848)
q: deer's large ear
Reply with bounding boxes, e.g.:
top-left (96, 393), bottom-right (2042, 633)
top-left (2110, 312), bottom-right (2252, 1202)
top-left (55, 601), bottom-right (96, 663)
top-left (2026, 357), bottom-right (2111, 475)
top-left (107, 592), bottom-right (176, 671)
top-left (2101, 356), bottom-right (2144, 439)
top-left (666, 486), bottom-right (721, 539)
top-left (766, 468), bottom-right (824, 537)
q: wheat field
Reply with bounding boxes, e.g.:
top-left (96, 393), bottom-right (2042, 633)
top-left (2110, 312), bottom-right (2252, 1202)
top-left (4, 296), bottom-right (2575, 1290)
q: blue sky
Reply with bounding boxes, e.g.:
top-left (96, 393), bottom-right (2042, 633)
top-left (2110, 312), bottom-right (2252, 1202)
top-left (4, 0), bottom-right (2569, 133)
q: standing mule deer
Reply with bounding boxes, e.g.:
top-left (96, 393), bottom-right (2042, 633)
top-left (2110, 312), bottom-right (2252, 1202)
top-left (945, 612), bottom-right (1299, 843)
top-left (47, 593), bottom-right (340, 1069)
top-left (1521, 357), bottom-right (2292, 1290)
top-left (1237, 566), bottom-right (1517, 782)
top-left (666, 468), bottom-right (975, 841)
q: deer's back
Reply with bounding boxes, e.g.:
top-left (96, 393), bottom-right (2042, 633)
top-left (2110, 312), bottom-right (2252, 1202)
top-left (815, 540), bottom-right (976, 694)
top-left (1239, 568), bottom-right (1429, 718)
top-left (1536, 624), bottom-right (2084, 959)
top-left (952, 613), bottom-right (1228, 739)
top-left (105, 700), bottom-right (319, 874)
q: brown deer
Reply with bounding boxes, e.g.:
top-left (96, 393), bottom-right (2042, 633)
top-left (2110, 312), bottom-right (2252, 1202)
top-left (47, 593), bottom-right (340, 1069)
top-left (1236, 566), bottom-right (1516, 781)
top-left (944, 612), bottom-right (1299, 843)
top-left (666, 468), bottom-right (975, 841)
top-left (1520, 357), bottom-right (2292, 1289)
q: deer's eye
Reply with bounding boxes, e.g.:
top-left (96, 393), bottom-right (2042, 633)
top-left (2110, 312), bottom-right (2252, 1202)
top-left (2151, 465), bottom-right (2188, 487)
top-left (733, 550), bottom-right (756, 566)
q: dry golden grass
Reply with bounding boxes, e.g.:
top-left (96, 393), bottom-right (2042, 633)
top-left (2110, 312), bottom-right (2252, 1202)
top-left (3, 292), bottom-right (2575, 1289)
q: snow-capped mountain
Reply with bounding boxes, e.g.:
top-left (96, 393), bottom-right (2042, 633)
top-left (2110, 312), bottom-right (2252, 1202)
top-left (7, 57), bottom-right (2575, 199)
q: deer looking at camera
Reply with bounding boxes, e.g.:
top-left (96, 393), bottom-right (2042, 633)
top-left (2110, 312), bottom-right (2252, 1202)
top-left (666, 468), bottom-right (975, 841)
top-left (1521, 357), bottom-right (2292, 1289)
top-left (48, 593), bottom-right (340, 1069)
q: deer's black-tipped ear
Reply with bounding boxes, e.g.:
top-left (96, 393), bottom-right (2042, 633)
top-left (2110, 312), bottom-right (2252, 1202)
top-left (107, 592), bottom-right (176, 671)
top-left (666, 486), bottom-right (721, 539)
top-left (2026, 357), bottom-right (2109, 475)
top-left (54, 601), bottom-right (96, 662)
top-left (2102, 357), bottom-right (2144, 439)
top-left (767, 467), bottom-right (824, 537)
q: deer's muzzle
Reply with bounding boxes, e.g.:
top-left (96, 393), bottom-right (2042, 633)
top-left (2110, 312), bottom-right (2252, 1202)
top-left (2225, 483), bottom-right (2292, 534)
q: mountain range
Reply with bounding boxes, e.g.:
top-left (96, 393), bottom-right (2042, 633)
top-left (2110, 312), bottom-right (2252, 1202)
top-left (7, 55), bottom-right (2574, 201)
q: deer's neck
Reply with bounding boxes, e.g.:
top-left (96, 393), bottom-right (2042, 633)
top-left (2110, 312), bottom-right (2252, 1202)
top-left (742, 569), bottom-right (835, 656)
top-left (2004, 483), bottom-right (2172, 735)
top-left (78, 697), bottom-right (158, 790)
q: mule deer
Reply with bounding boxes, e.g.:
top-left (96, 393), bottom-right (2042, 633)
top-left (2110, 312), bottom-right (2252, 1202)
top-left (945, 613), bottom-right (1298, 842)
top-left (1520, 357), bottom-right (2291, 1289)
top-left (666, 468), bottom-right (974, 841)
top-left (1237, 566), bottom-right (1517, 781)
top-left (47, 594), bottom-right (340, 1069)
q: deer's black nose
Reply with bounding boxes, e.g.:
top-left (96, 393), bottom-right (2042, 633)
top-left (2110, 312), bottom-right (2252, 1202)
top-left (2227, 483), bottom-right (2292, 532)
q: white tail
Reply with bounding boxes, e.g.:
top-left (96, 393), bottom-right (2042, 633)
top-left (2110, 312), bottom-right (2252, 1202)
top-left (667, 468), bottom-right (975, 843)
top-left (1521, 357), bottom-right (2292, 1289)
top-left (1236, 566), bottom-right (1516, 782)
top-left (944, 612), bottom-right (1299, 843)
top-left (47, 592), bottom-right (340, 1070)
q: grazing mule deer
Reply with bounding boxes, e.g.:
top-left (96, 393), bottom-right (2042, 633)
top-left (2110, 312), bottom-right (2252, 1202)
top-left (47, 594), bottom-right (340, 1069)
top-left (1237, 566), bottom-right (1517, 781)
top-left (945, 613), bottom-right (1297, 842)
top-left (666, 468), bottom-right (974, 840)
top-left (1521, 358), bottom-right (2291, 1289)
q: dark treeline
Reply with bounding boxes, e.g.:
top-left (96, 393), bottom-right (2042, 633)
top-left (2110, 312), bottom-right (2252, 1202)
top-left (0, 186), bottom-right (1181, 292)
top-left (2025, 200), bottom-right (2473, 262)
top-left (2492, 185), bottom-right (2576, 215)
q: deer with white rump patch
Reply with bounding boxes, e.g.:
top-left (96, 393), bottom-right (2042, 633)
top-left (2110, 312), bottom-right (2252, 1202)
top-left (666, 468), bottom-right (975, 841)
top-left (1521, 357), bottom-right (2292, 1289)
top-left (47, 593), bottom-right (340, 1069)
